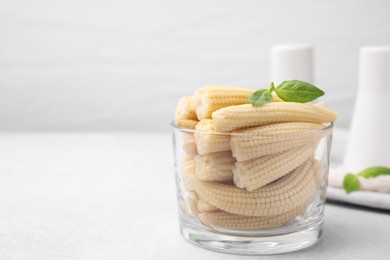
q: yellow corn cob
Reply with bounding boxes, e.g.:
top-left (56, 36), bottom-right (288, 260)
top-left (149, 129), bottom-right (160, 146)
top-left (187, 192), bottom-right (199, 216)
top-left (194, 151), bottom-right (235, 182)
top-left (175, 96), bottom-right (197, 121)
top-left (182, 133), bottom-right (198, 156)
top-left (194, 119), bottom-right (230, 154)
top-left (197, 199), bottom-right (219, 212)
top-left (231, 122), bottom-right (324, 161)
top-left (212, 103), bottom-right (337, 132)
top-left (199, 196), bottom-right (311, 229)
top-left (233, 143), bottom-right (316, 191)
top-left (176, 119), bottom-right (199, 129)
top-left (193, 86), bottom-right (254, 119)
top-left (191, 159), bottom-right (317, 217)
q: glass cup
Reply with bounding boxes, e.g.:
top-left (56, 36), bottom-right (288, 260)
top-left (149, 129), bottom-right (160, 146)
top-left (171, 122), bottom-right (333, 255)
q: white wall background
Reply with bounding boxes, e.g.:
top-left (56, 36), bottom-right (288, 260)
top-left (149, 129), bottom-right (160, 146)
top-left (1, 0), bottom-right (389, 131)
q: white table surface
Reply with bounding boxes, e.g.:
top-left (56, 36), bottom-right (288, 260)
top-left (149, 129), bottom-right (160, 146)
top-left (0, 132), bottom-right (389, 260)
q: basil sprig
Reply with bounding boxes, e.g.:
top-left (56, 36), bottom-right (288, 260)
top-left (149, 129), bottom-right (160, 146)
top-left (343, 166), bottom-right (390, 193)
top-left (248, 89), bottom-right (273, 106)
top-left (249, 80), bottom-right (325, 106)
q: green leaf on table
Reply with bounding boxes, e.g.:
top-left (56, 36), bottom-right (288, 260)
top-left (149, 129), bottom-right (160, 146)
top-left (248, 89), bottom-right (273, 106)
top-left (343, 173), bottom-right (361, 193)
top-left (358, 166), bottom-right (390, 179)
top-left (274, 80), bottom-right (325, 103)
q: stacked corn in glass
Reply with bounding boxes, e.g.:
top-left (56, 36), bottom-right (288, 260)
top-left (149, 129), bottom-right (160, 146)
top-left (175, 86), bottom-right (337, 229)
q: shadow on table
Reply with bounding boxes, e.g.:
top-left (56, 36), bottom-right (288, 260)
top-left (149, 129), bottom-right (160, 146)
top-left (326, 200), bottom-right (390, 215)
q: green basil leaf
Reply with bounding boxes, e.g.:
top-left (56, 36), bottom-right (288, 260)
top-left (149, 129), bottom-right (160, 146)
top-left (343, 173), bottom-right (361, 193)
top-left (358, 166), bottom-right (390, 179)
top-left (269, 82), bottom-right (276, 93)
top-left (275, 80), bottom-right (325, 103)
top-left (248, 89), bottom-right (273, 106)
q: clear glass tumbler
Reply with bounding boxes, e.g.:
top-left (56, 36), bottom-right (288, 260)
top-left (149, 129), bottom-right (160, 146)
top-left (171, 122), bottom-right (333, 255)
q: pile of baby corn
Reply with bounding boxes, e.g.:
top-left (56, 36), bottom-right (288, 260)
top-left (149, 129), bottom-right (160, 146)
top-left (175, 86), bottom-right (337, 229)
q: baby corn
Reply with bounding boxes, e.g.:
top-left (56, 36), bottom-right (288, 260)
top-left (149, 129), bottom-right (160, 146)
top-left (199, 197), bottom-right (311, 229)
top-left (231, 122), bottom-right (324, 161)
top-left (194, 119), bottom-right (230, 154)
top-left (183, 156), bottom-right (195, 174)
top-left (182, 156), bottom-right (196, 192)
top-left (192, 159), bottom-right (317, 217)
top-left (176, 119), bottom-right (199, 129)
top-left (195, 151), bottom-right (235, 182)
top-left (212, 103), bottom-right (337, 132)
top-left (187, 192), bottom-right (199, 216)
top-left (193, 86), bottom-right (254, 119)
top-left (197, 199), bottom-right (219, 212)
top-left (182, 139), bottom-right (198, 156)
top-left (233, 143), bottom-right (316, 191)
top-left (175, 96), bottom-right (197, 121)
